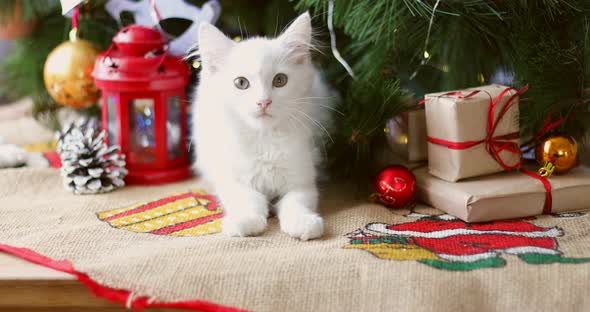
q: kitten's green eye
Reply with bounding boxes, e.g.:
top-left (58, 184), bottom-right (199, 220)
top-left (234, 77), bottom-right (250, 90)
top-left (272, 73), bottom-right (288, 88)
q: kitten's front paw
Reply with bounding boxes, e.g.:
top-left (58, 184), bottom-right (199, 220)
top-left (280, 213), bottom-right (324, 241)
top-left (223, 215), bottom-right (267, 237)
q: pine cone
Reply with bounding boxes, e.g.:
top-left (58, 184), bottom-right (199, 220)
top-left (57, 118), bottom-right (127, 195)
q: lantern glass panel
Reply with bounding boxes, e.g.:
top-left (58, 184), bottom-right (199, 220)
top-left (128, 98), bottom-right (156, 164)
top-left (166, 96), bottom-right (182, 160)
top-left (106, 96), bottom-right (119, 146)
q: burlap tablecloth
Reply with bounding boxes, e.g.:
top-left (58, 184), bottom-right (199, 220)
top-left (1, 103), bottom-right (590, 311)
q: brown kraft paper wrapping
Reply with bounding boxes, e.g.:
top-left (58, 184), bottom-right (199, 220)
top-left (424, 84), bottom-right (521, 182)
top-left (415, 166), bottom-right (590, 222)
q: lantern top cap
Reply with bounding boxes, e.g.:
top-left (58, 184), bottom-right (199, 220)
top-left (113, 25), bottom-right (167, 56)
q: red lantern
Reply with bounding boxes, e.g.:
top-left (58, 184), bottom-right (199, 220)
top-left (93, 26), bottom-right (191, 184)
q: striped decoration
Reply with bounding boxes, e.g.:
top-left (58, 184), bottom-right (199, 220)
top-left (97, 190), bottom-right (223, 236)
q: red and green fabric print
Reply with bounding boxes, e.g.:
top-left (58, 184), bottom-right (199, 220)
top-left (345, 215), bottom-right (590, 271)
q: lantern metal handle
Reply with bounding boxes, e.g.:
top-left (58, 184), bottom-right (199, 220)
top-left (102, 43), bottom-right (170, 74)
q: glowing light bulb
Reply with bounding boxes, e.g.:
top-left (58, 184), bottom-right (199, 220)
top-left (397, 134), bottom-right (409, 145)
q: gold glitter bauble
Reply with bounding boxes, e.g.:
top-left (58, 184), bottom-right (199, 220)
top-left (535, 134), bottom-right (578, 175)
top-left (43, 39), bottom-right (100, 109)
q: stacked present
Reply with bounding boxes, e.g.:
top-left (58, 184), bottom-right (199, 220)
top-left (382, 84), bottom-right (590, 222)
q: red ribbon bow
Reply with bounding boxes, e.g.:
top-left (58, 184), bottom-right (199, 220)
top-left (425, 85), bottom-right (529, 171)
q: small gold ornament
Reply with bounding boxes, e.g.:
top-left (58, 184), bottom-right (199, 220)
top-left (43, 32), bottom-right (100, 109)
top-left (535, 134), bottom-right (578, 175)
top-left (538, 161), bottom-right (556, 178)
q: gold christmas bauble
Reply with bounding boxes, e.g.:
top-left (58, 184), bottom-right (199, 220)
top-left (535, 134), bottom-right (578, 174)
top-left (43, 39), bottom-right (100, 109)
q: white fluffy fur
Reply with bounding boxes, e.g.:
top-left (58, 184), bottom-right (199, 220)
top-left (192, 13), bottom-right (334, 240)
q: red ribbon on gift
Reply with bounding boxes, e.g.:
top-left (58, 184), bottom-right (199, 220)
top-left (425, 85), bottom-right (529, 171)
top-left (520, 168), bottom-right (553, 214)
top-left (521, 111), bottom-right (570, 153)
top-left (519, 112), bottom-right (569, 214)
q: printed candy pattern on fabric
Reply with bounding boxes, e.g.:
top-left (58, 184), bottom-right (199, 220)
top-left (344, 215), bottom-right (590, 271)
top-left (97, 190), bottom-right (223, 236)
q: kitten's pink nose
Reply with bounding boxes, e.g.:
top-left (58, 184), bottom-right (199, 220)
top-left (257, 99), bottom-right (272, 110)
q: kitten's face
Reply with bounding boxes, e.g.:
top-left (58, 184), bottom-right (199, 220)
top-left (198, 13), bottom-right (314, 129)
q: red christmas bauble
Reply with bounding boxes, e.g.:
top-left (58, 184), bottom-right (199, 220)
top-left (373, 165), bottom-right (416, 209)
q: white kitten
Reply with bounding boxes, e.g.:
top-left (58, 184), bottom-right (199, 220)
top-left (192, 12), bottom-right (334, 240)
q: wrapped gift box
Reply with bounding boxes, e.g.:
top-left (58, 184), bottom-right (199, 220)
top-left (424, 84), bottom-right (523, 182)
top-left (385, 108), bottom-right (428, 163)
top-left (415, 166), bottom-right (590, 222)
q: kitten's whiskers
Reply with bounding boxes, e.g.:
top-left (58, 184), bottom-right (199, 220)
top-left (286, 99), bottom-right (344, 116)
top-left (283, 107), bottom-right (334, 144)
top-left (286, 111), bottom-right (328, 160)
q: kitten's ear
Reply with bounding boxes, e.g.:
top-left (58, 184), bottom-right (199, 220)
top-left (198, 23), bottom-right (235, 73)
top-left (278, 12), bottom-right (312, 64)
